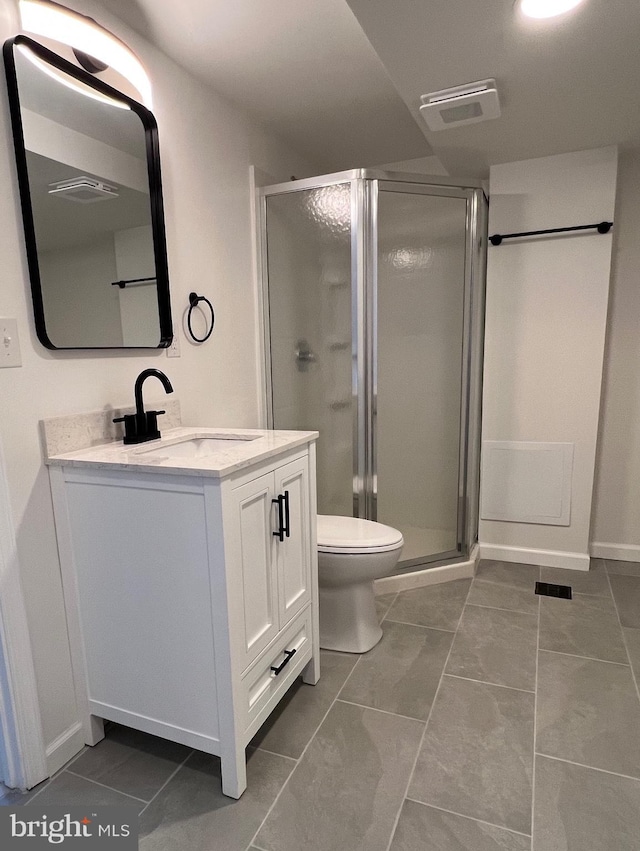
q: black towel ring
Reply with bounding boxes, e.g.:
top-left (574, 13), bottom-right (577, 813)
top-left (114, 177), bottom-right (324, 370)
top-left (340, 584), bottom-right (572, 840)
top-left (187, 292), bottom-right (215, 343)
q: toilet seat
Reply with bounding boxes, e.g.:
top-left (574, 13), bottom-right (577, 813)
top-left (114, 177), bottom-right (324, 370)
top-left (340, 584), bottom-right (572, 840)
top-left (317, 515), bottom-right (403, 554)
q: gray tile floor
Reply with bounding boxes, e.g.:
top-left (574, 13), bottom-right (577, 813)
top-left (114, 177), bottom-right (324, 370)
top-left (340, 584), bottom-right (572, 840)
top-left (4, 557), bottom-right (640, 850)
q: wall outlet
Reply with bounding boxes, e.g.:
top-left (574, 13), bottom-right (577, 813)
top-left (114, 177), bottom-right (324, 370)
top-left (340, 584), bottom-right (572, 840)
top-left (166, 332), bottom-right (181, 358)
top-left (0, 318), bottom-right (21, 368)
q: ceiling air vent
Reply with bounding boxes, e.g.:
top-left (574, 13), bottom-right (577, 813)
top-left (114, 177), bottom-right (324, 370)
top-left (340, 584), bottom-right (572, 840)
top-left (48, 176), bottom-right (119, 203)
top-left (419, 79), bottom-right (501, 131)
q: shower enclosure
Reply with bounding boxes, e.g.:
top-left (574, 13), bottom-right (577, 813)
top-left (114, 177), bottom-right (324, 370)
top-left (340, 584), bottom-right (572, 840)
top-left (258, 170), bottom-right (486, 573)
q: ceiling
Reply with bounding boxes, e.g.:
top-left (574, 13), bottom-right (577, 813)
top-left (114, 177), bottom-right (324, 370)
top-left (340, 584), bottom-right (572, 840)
top-left (90, 0), bottom-right (640, 178)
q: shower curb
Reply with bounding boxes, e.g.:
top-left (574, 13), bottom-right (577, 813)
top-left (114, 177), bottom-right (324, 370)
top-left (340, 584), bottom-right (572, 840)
top-left (374, 544), bottom-right (479, 595)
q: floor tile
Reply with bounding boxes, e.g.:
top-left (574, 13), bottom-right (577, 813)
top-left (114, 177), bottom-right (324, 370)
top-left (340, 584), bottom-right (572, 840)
top-left (69, 723), bottom-right (192, 801)
top-left (467, 561), bottom-right (539, 614)
top-left (385, 579), bottom-right (471, 631)
top-left (623, 627), bottom-right (640, 684)
top-left (536, 651), bottom-right (640, 778)
top-left (250, 650), bottom-right (358, 758)
top-left (255, 700), bottom-right (423, 851)
top-left (446, 605), bottom-right (537, 691)
top-left (139, 748), bottom-right (295, 851)
top-left (538, 594), bottom-right (628, 663)
top-left (604, 559), bottom-right (640, 577)
top-left (533, 756), bottom-right (640, 851)
top-left (540, 560), bottom-right (610, 598)
top-left (390, 800), bottom-right (531, 851)
top-left (27, 771), bottom-right (144, 809)
top-left (409, 676), bottom-right (534, 835)
top-left (609, 574), bottom-right (640, 628)
top-left (339, 620), bottom-right (453, 720)
top-left (376, 592), bottom-right (397, 622)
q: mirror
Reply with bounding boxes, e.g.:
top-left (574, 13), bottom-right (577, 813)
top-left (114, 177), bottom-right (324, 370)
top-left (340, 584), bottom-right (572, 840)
top-left (3, 36), bottom-right (173, 349)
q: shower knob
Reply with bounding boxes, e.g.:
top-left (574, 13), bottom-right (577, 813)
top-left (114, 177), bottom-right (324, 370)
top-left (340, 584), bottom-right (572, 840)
top-left (295, 340), bottom-right (317, 366)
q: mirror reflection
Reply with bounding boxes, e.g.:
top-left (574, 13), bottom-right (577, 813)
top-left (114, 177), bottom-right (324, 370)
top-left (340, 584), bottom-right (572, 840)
top-left (5, 37), bottom-right (172, 349)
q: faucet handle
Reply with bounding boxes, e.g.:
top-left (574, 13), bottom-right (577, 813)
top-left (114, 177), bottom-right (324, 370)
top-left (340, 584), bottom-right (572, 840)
top-left (112, 413), bottom-right (140, 444)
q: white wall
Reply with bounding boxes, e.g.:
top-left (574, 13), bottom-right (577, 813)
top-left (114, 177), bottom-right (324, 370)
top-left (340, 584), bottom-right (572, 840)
top-left (23, 110), bottom-right (148, 193)
top-left (114, 225), bottom-right (159, 347)
top-left (40, 236), bottom-right (123, 347)
top-left (0, 0), bottom-right (318, 773)
top-left (591, 151), bottom-right (640, 561)
top-left (479, 147), bottom-right (618, 570)
top-left (376, 155), bottom-right (448, 176)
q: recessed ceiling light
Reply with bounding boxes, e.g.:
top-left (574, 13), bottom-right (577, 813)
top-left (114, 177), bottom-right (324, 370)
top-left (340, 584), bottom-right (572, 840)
top-left (520, 0), bottom-right (586, 19)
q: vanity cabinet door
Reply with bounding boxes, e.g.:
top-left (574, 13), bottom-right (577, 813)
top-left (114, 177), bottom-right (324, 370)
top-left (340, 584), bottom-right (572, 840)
top-left (229, 471), bottom-right (279, 668)
top-left (274, 456), bottom-right (312, 628)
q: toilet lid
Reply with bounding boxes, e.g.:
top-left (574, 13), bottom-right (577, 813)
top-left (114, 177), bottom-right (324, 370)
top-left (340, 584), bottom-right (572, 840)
top-left (317, 515), bottom-right (403, 554)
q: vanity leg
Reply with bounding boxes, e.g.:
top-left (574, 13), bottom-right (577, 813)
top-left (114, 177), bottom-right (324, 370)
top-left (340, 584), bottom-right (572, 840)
top-left (85, 715), bottom-right (105, 746)
top-left (302, 650), bottom-right (320, 685)
top-left (220, 745), bottom-right (247, 799)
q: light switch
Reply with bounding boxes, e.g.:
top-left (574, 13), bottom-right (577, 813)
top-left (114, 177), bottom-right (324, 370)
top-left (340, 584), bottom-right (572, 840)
top-left (0, 318), bottom-right (22, 368)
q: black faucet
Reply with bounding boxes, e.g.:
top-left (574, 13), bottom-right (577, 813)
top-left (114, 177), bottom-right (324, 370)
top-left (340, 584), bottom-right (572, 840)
top-left (113, 369), bottom-right (174, 444)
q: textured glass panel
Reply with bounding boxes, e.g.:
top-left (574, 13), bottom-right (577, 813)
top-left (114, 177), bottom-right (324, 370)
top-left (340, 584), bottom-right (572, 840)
top-left (376, 191), bottom-right (468, 564)
top-left (265, 184), bottom-right (353, 515)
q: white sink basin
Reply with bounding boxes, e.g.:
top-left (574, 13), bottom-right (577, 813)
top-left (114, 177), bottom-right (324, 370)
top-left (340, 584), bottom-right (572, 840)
top-left (136, 435), bottom-right (258, 460)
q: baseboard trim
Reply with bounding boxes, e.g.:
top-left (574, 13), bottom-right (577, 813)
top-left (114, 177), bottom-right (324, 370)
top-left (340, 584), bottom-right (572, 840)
top-left (375, 544), bottom-right (479, 595)
top-left (479, 543), bottom-right (590, 571)
top-left (45, 721), bottom-right (84, 776)
top-left (591, 542), bottom-right (640, 562)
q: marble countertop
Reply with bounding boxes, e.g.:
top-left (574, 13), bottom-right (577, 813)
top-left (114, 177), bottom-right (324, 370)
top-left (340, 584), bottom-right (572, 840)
top-left (46, 426), bottom-right (318, 479)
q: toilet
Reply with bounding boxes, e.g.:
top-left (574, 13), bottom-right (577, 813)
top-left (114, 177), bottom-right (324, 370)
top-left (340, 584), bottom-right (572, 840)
top-left (317, 515), bottom-right (404, 653)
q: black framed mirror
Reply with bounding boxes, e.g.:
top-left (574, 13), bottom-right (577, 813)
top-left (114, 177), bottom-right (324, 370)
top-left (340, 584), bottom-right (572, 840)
top-left (3, 35), bottom-right (173, 349)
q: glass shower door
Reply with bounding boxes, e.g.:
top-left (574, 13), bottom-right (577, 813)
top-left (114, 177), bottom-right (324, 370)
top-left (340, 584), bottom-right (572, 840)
top-left (373, 185), bottom-right (470, 567)
top-left (264, 183), bottom-right (355, 517)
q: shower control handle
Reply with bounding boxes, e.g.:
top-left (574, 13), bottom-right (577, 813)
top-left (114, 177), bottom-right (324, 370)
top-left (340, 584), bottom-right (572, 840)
top-left (295, 340), bottom-right (316, 363)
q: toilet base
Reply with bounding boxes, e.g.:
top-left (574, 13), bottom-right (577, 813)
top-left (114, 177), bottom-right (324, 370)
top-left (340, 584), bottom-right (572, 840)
top-left (319, 582), bottom-right (382, 653)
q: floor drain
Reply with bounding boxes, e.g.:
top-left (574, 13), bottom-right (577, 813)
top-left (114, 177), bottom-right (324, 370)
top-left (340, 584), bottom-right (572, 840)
top-left (535, 581), bottom-right (572, 599)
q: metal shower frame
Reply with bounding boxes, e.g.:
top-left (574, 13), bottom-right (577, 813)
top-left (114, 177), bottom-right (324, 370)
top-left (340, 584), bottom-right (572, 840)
top-left (258, 169), bottom-right (487, 572)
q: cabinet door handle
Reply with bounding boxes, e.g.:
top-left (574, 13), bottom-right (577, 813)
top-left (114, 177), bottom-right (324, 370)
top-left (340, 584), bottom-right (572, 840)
top-left (270, 648), bottom-right (297, 675)
top-left (272, 494), bottom-right (285, 541)
top-left (283, 490), bottom-right (290, 538)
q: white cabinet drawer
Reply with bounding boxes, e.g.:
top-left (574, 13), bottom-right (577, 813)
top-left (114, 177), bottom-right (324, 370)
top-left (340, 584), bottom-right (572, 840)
top-left (240, 606), bottom-right (313, 740)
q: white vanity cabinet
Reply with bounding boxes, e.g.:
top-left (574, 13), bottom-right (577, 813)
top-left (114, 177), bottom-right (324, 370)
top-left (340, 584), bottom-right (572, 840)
top-left (228, 455), bottom-right (312, 670)
top-left (48, 431), bottom-right (319, 799)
